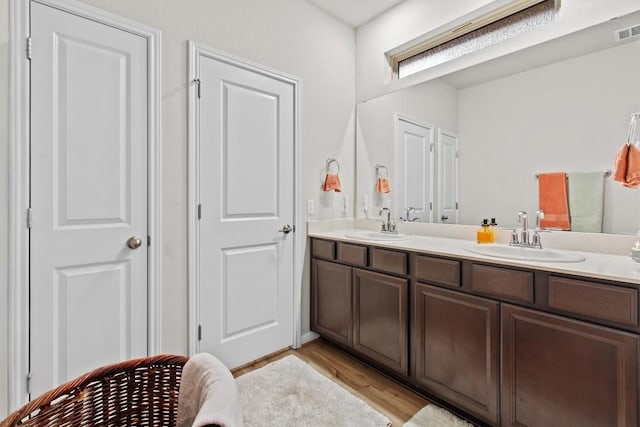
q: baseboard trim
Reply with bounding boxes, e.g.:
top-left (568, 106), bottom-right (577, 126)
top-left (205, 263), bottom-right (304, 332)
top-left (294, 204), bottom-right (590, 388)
top-left (301, 331), bottom-right (320, 346)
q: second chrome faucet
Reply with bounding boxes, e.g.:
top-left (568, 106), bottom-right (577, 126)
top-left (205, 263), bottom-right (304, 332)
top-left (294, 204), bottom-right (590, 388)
top-left (379, 208), bottom-right (397, 234)
top-left (510, 210), bottom-right (544, 248)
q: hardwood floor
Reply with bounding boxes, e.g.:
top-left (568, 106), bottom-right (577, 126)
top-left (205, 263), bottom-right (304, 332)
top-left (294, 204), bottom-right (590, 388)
top-left (232, 338), bottom-right (430, 426)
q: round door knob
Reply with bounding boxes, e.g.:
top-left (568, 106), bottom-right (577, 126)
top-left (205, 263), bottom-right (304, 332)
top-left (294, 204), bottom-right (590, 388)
top-left (127, 236), bottom-right (143, 249)
top-left (278, 224), bottom-right (293, 234)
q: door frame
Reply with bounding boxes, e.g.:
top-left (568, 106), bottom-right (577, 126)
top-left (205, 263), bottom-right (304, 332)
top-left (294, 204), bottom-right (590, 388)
top-left (186, 41), bottom-right (302, 356)
top-left (8, 0), bottom-right (162, 410)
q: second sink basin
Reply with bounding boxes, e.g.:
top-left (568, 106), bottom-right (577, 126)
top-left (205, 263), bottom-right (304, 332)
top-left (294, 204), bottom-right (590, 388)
top-left (463, 244), bottom-right (585, 263)
top-left (344, 230), bottom-right (409, 241)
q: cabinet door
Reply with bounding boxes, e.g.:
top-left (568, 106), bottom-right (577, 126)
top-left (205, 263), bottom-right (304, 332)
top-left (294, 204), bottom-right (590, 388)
top-left (353, 268), bottom-right (408, 375)
top-left (502, 304), bottom-right (638, 427)
top-left (414, 283), bottom-right (499, 425)
top-left (311, 259), bottom-right (352, 347)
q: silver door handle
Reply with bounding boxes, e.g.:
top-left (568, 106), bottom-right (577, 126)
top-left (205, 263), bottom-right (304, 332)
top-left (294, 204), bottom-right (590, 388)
top-left (278, 224), bottom-right (293, 234)
top-left (127, 236), bottom-right (143, 249)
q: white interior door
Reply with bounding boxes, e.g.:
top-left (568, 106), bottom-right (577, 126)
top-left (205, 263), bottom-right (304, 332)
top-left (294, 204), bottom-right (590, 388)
top-left (394, 116), bottom-right (435, 223)
top-left (438, 128), bottom-right (459, 224)
top-left (193, 47), bottom-right (295, 368)
top-left (30, 1), bottom-right (149, 397)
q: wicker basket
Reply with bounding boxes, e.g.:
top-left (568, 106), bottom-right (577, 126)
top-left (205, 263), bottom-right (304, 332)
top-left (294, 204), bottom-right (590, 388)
top-left (1, 354), bottom-right (189, 427)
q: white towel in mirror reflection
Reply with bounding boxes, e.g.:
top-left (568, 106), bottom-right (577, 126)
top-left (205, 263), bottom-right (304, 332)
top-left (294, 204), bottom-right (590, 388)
top-left (567, 173), bottom-right (604, 233)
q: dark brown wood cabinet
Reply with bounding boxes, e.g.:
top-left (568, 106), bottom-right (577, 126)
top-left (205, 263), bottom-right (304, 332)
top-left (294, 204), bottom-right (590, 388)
top-left (414, 283), bottom-right (500, 425)
top-left (311, 240), bottom-right (409, 375)
top-left (310, 237), bottom-right (640, 426)
top-left (353, 268), bottom-right (408, 375)
top-left (311, 259), bottom-right (352, 347)
top-left (502, 304), bottom-right (639, 427)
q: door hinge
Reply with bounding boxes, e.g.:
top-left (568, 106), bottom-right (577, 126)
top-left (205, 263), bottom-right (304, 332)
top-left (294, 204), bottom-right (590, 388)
top-left (26, 372), bottom-right (32, 394)
top-left (455, 202), bottom-right (459, 210)
top-left (147, 235), bottom-right (151, 247)
top-left (197, 324), bottom-right (202, 341)
top-left (193, 78), bottom-right (201, 98)
top-left (26, 208), bottom-right (32, 229)
top-left (26, 37), bottom-right (32, 60)
top-left (430, 143), bottom-right (434, 152)
top-left (429, 202), bottom-right (433, 211)
top-left (197, 204), bottom-right (202, 220)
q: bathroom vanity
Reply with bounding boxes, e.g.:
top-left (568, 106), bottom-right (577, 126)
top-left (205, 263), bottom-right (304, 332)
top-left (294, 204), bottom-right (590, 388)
top-left (309, 231), bottom-right (639, 426)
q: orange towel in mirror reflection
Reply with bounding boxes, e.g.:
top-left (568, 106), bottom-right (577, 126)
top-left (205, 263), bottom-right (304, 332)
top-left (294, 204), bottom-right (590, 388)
top-left (538, 172), bottom-right (570, 230)
top-left (612, 143), bottom-right (640, 188)
top-left (376, 178), bottom-right (390, 193)
top-left (323, 174), bottom-right (342, 192)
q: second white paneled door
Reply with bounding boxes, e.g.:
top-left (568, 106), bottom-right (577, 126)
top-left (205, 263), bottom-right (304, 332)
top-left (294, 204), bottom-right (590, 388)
top-left (29, 1), bottom-right (150, 398)
top-left (191, 45), bottom-right (296, 368)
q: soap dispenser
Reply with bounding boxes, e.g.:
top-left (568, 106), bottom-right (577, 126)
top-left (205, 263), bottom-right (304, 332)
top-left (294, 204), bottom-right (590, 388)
top-left (488, 218), bottom-right (497, 243)
top-left (477, 219), bottom-right (490, 244)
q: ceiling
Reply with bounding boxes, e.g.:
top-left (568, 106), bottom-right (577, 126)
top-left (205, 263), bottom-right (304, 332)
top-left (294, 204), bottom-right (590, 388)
top-left (307, 0), bottom-right (406, 27)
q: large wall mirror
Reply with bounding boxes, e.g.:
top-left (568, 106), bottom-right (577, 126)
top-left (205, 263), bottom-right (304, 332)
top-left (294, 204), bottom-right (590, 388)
top-left (356, 10), bottom-right (640, 234)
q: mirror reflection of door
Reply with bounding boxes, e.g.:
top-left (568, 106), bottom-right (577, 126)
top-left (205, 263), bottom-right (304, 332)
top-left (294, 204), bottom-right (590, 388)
top-left (438, 129), bottom-right (459, 224)
top-left (394, 115), bottom-right (435, 223)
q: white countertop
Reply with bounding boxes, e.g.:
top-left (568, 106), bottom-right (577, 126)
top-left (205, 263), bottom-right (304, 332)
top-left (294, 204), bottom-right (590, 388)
top-left (308, 229), bottom-right (640, 286)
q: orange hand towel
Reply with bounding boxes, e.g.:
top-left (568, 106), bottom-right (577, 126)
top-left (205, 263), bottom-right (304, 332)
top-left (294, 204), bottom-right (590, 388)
top-left (612, 143), bottom-right (640, 188)
top-left (323, 174), bottom-right (342, 192)
top-left (538, 172), bottom-right (570, 230)
top-left (612, 144), bottom-right (630, 183)
top-left (376, 178), bottom-right (390, 193)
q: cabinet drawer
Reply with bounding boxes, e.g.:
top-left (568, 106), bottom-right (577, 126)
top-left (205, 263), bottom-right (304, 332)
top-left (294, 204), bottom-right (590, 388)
top-left (470, 264), bottom-right (534, 303)
top-left (414, 255), bottom-right (460, 288)
top-left (548, 276), bottom-right (639, 327)
top-left (312, 239), bottom-right (335, 260)
top-left (337, 242), bottom-right (368, 267)
top-left (370, 248), bottom-right (407, 275)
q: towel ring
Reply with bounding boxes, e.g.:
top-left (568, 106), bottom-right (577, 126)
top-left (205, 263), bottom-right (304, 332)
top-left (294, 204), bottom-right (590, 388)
top-left (326, 158), bottom-right (340, 174)
top-left (627, 113), bottom-right (640, 147)
top-left (375, 164), bottom-right (389, 178)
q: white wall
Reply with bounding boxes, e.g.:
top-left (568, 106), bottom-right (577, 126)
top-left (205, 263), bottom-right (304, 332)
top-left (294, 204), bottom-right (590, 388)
top-left (0, 0), bottom-right (8, 418)
top-left (356, 0), bottom-right (640, 102)
top-left (0, 0), bottom-right (355, 416)
top-left (356, 79), bottom-right (458, 220)
top-left (458, 41), bottom-right (640, 234)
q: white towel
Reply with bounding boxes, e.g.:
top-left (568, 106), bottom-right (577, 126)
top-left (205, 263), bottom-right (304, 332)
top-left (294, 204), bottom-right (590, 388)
top-left (567, 172), bottom-right (604, 233)
top-left (177, 353), bottom-right (244, 427)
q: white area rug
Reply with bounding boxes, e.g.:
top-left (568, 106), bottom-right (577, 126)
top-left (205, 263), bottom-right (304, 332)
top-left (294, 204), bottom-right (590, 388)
top-left (403, 404), bottom-right (475, 427)
top-left (236, 355), bottom-right (391, 427)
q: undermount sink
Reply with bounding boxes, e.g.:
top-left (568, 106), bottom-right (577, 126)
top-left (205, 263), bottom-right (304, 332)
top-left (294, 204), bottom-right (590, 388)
top-left (344, 230), bottom-right (409, 241)
top-left (463, 244), bottom-right (585, 263)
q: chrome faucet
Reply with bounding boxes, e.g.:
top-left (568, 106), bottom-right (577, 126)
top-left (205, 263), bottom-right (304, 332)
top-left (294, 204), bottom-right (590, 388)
top-left (379, 208), bottom-right (397, 234)
top-left (402, 207), bottom-right (417, 222)
top-left (510, 210), bottom-right (544, 249)
top-left (519, 211), bottom-right (529, 245)
top-left (531, 210), bottom-right (545, 249)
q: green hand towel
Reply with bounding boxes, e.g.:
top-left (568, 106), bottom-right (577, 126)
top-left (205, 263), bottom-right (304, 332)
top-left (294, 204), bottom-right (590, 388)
top-left (567, 172), bottom-right (604, 233)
